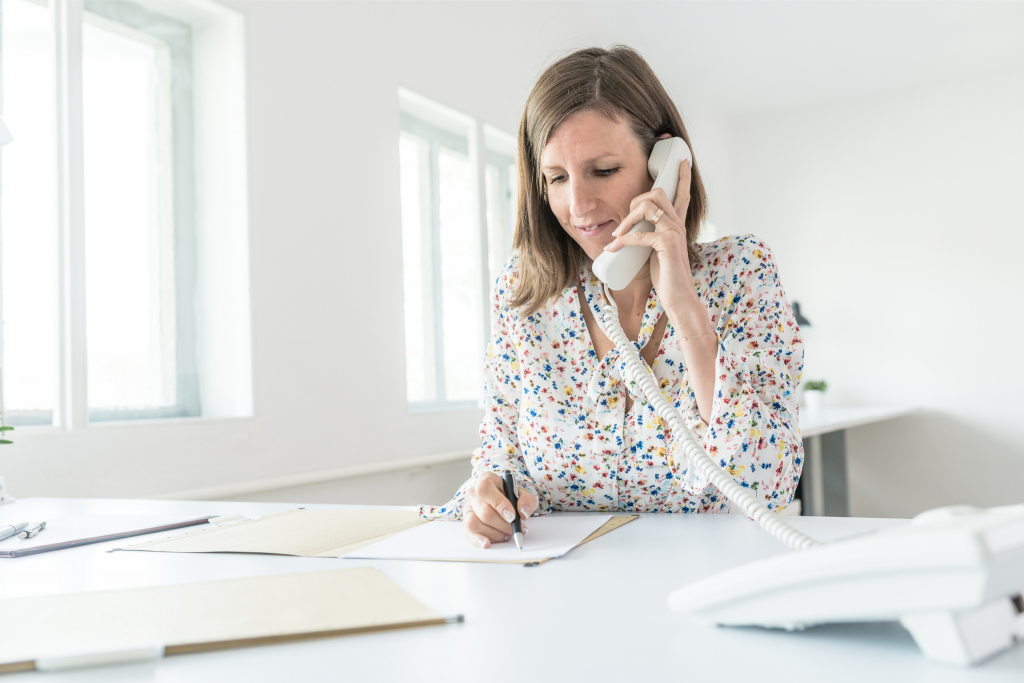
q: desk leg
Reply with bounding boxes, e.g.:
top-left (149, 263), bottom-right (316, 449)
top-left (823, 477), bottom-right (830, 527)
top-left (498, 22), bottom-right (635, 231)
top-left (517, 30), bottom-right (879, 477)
top-left (821, 429), bottom-right (850, 517)
top-left (798, 430), bottom-right (850, 517)
top-left (807, 435), bottom-right (825, 516)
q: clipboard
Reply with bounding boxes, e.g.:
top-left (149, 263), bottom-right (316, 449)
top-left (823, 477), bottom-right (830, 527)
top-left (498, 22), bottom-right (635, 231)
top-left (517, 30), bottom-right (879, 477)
top-left (0, 516), bottom-right (214, 559)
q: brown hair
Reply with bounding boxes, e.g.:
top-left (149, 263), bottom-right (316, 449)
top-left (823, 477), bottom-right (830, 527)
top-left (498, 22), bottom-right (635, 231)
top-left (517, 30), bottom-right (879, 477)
top-left (510, 45), bottom-right (708, 316)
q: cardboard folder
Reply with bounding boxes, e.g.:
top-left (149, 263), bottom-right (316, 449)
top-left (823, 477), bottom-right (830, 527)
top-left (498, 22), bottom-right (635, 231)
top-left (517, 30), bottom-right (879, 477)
top-left (120, 508), bottom-right (638, 564)
top-left (0, 567), bottom-right (446, 674)
top-left (120, 509), bottom-right (430, 557)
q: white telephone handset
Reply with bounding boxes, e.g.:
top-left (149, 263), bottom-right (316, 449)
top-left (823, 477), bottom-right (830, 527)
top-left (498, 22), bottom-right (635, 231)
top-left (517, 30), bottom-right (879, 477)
top-left (592, 137), bottom-right (692, 290)
top-left (590, 138), bottom-right (1024, 666)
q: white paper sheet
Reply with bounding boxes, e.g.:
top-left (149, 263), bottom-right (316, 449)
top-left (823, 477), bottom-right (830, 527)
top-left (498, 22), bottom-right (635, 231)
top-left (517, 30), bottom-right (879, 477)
top-left (344, 513), bottom-right (613, 563)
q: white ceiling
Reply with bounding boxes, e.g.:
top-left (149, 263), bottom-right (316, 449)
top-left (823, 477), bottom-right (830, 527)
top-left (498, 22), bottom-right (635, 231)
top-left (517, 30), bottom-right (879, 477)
top-left (568, 1), bottom-right (1024, 117)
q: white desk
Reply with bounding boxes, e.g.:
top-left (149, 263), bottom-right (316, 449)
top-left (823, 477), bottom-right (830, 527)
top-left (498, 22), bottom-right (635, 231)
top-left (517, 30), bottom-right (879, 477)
top-left (1, 497), bottom-right (1022, 681)
top-left (800, 405), bottom-right (917, 438)
top-left (799, 405), bottom-right (916, 516)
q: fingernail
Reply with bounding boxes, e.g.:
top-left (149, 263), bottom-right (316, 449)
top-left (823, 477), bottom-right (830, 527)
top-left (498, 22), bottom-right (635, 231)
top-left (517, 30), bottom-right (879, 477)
top-left (501, 508), bottom-right (515, 523)
top-left (524, 525), bottom-right (529, 535)
top-left (477, 538), bottom-right (488, 549)
top-left (612, 225), bottom-right (622, 236)
top-left (686, 158), bottom-right (692, 169)
top-left (520, 506), bottom-right (531, 518)
top-left (504, 534), bottom-right (510, 542)
top-left (603, 244), bottom-right (612, 251)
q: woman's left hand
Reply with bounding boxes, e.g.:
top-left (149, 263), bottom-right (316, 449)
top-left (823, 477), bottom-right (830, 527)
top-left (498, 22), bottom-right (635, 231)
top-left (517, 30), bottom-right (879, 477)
top-left (603, 159), bottom-right (697, 317)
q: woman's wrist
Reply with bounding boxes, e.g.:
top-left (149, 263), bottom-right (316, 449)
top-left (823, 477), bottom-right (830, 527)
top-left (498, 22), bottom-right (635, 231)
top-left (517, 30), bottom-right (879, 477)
top-left (665, 289), bottom-right (714, 338)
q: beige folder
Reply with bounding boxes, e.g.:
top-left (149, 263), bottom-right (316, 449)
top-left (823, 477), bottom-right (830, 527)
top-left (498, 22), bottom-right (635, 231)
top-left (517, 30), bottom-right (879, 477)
top-left (121, 509), bottom-right (429, 557)
top-left (481, 514), bottom-right (639, 565)
top-left (120, 509), bottom-right (637, 564)
top-left (121, 509), bottom-right (638, 565)
top-left (0, 567), bottom-right (446, 675)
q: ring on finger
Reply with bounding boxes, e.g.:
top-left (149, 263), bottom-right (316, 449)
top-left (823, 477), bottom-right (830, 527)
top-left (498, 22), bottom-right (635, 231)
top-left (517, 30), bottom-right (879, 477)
top-left (650, 208), bottom-right (664, 224)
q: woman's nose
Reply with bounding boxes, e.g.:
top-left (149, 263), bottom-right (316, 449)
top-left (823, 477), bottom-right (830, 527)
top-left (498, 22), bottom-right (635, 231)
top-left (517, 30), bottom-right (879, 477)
top-left (568, 179), bottom-right (598, 218)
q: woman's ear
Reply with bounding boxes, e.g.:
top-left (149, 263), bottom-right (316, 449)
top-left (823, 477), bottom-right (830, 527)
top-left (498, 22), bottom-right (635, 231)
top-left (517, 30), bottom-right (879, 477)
top-left (658, 133), bottom-right (671, 140)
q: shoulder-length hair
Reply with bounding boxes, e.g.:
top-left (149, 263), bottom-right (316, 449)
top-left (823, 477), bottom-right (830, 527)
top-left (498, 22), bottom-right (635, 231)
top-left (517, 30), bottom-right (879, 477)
top-left (510, 45), bottom-right (708, 316)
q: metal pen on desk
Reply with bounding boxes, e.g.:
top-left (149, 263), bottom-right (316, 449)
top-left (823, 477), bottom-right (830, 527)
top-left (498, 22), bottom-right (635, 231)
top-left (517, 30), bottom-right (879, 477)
top-left (0, 521), bottom-right (30, 542)
top-left (501, 471), bottom-right (524, 551)
top-left (18, 521), bottom-right (46, 539)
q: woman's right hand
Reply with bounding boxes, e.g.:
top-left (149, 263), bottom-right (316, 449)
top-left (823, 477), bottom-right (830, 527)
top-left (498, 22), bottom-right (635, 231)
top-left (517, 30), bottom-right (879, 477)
top-left (463, 472), bottom-right (538, 548)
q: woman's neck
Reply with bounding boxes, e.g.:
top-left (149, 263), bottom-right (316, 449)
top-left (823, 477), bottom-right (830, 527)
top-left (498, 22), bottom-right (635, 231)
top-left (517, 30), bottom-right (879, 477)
top-left (607, 274), bottom-right (653, 315)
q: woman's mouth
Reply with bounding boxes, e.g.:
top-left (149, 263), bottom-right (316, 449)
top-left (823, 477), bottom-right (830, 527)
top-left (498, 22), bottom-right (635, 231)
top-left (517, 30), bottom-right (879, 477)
top-left (576, 220), bottom-right (615, 236)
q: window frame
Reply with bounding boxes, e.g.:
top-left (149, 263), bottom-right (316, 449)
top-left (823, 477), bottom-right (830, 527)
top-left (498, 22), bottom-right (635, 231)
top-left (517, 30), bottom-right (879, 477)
top-left (397, 91), bottom-right (517, 413)
top-left (399, 112), bottom-right (479, 412)
top-left (0, 0), bottom-right (249, 431)
top-left (483, 147), bottom-right (516, 295)
top-left (80, 0), bottom-right (200, 422)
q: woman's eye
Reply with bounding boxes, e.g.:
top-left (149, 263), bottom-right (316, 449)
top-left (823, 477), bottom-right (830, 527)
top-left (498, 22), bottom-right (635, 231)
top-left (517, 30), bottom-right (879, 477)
top-left (547, 168), bottom-right (617, 184)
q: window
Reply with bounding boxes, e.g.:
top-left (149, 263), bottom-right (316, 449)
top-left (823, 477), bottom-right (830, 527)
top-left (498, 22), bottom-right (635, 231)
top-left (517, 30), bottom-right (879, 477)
top-left (82, 2), bottom-right (196, 421)
top-left (398, 90), bottom-right (516, 410)
top-left (483, 125), bottom-right (517, 292)
top-left (0, 0), bottom-right (58, 426)
top-left (0, 0), bottom-right (251, 428)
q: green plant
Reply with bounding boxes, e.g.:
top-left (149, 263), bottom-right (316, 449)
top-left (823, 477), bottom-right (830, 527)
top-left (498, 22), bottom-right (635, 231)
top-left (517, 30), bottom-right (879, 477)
top-left (0, 425), bottom-right (11, 445)
top-left (805, 380), bottom-right (828, 392)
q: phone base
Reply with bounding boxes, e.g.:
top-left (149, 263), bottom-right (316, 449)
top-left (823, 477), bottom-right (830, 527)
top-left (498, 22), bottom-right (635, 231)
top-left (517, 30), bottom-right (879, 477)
top-left (901, 596), bottom-right (1024, 665)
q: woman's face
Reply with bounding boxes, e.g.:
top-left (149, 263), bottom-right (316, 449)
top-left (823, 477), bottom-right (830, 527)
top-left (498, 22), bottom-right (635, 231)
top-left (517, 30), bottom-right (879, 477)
top-left (540, 109), bottom-right (653, 261)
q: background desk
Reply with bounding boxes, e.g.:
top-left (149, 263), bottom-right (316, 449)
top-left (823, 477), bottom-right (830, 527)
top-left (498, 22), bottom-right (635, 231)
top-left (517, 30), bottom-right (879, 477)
top-left (1, 497), bottom-right (1021, 681)
top-left (798, 405), bottom-right (916, 517)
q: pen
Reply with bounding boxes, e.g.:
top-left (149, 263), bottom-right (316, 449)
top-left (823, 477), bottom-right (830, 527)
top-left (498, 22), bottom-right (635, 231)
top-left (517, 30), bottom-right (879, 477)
top-left (0, 521), bottom-right (30, 542)
top-left (501, 471), bottom-right (524, 552)
top-left (18, 521), bottom-right (46, 539)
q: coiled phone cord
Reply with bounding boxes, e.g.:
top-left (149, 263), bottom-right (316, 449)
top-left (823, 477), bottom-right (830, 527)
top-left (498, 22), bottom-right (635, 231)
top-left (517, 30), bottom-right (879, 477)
top-left (600, 284), bottom-right (819, 552)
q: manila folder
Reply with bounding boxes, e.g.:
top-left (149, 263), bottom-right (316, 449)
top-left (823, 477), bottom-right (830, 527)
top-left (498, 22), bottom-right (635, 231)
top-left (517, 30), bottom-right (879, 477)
top-left (0, 567), bottom-right (443, 674)
top-left (122, 509), bottom-right (429, 558)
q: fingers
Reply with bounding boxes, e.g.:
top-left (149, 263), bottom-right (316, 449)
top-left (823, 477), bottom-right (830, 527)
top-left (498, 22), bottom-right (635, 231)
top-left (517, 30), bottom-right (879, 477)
top-left (517, 489), bottom-right (538, 520)
top-left (463, 473), bottom-right (540, 549)
top-left (604, 225), bottom-right (685, 255)
top-left (613, 196), bottom-right (681, 239)
top-left (463, 510), bottom-right (510, 549)
top-left (625, 160), bottom-right (693, 230)
top-left (628, 186), bottom-right (676, 217)
top-left (465, 473), bottom-right (515, 534)
top-left (673, 159), bottom-right (692, 221)
top-left (472, 472), bottom-right (511, 515)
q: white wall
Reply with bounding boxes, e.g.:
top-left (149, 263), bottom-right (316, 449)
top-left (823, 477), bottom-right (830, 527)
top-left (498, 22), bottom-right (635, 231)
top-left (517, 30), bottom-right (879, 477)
top-left (20, 1), bottom-right (1010, 516)
top-left (5, 1), bottom-right (733, 501)
top-left (731, 69), bottom-right (1024, 517)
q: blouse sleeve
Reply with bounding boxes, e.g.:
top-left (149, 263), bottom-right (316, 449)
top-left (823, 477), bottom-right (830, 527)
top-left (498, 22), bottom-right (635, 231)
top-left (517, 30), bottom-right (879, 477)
top-left (667, 236), bottom-right (804, 513)
top-left (419, 257), bottom-right (549, 520)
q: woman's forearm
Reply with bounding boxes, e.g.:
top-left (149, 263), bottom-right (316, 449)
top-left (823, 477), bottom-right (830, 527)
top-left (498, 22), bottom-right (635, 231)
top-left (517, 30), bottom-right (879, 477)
top-left (665, 292), bottom-right (718, 424)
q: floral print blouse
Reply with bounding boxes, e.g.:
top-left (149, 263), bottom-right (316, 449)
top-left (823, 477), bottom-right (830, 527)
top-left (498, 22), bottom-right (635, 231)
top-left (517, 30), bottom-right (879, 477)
top-left (420, 234), bottom-right (804, 519)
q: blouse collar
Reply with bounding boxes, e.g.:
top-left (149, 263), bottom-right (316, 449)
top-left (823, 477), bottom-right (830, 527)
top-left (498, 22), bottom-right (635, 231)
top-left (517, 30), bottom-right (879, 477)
top-left (579, 261), bottom-right (664, 410)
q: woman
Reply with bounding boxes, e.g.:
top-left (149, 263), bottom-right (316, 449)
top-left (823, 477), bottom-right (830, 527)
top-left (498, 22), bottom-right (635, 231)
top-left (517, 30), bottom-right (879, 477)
top-left (421, 46), bottom-right (804, 549)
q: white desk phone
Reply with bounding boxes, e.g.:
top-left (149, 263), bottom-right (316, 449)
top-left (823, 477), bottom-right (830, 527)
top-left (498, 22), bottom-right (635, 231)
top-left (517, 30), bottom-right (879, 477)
top-left (591, 137), bottom-right (1024, 666)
